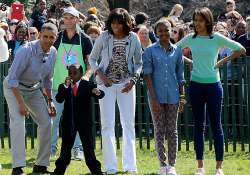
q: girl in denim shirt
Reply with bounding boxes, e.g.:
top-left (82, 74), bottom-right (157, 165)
top-left (143, 20), bottom-right (185, 175)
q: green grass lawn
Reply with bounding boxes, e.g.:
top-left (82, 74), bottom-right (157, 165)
top-left (0, 139), bottom-right (250, 175)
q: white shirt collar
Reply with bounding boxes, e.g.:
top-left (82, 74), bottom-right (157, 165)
top-left (75, 79), bottom-right (81, 88)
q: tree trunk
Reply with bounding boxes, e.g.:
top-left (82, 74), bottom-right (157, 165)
top-left (107, 0), bottom-right (130, 11)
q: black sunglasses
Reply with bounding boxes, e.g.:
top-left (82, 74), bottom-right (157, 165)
top-left (10, 22), bottom-right (18, 26)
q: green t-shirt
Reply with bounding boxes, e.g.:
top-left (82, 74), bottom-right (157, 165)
top-left (177, 32), bottom-right (244, 83)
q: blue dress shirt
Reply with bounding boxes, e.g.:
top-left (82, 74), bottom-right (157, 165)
top-left (143, 41), bottom-right (185, 104)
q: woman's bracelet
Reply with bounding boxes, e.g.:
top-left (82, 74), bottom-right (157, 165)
top-left (47, 98), bottom-right (53, 102)
top-left (179, 98), bottom-right (187, 104)
top-left (180, 94), bottom-right (186, 99)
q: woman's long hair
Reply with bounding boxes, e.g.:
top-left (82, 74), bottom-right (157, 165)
top-left (14, 22), bottom-right (29, 42)
top-left (105, 8), bottom-right (132, 36)
top-left (192, 7), bottom-right (214, 39)
top-left (168, 4), bottom-right (183, 17)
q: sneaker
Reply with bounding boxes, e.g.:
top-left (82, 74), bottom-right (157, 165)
top-left (215, 168), bottom-right (224, 175)
top-left (167, 166), bottom-right (177, 175)
top-left (159, 166), bottom-right (167, 175)
top-left (51, 173), bottom-right (63, 175)
top-left (106, 169), bottom-right (117, 174)
top-left (92, 172), bottom-right (106, 175)
top-left (73, 149), bottom-right (84, 161)
top-left (11, 167), bottom-right (26, 175)
top-left (195, 168), bottom-right (205, 175)
top-left (50, 149), bottom-right (57, 158)
top-left (125, 170), bottom-right (137, 174)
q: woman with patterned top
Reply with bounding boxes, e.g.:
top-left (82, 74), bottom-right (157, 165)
top-left (89, 8), bottom-right (142, 174)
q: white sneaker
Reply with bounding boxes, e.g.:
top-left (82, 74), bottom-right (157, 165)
top-left (73, 149), bottom-right (84, 161)
top-left (106, 169), bottom-right (117, 174)
top-left (167, 166), bottom-right (177, 175)
top-left (50, 150), bottom-right (57, 158)
top-left (195, 168), bottom-right (205, 175)
top-left (126, 170), bottom-right (137, 174)
top-left (215, 168), bottom-right (224, 175)
top-left (159, 166), bottom-right (167, 175)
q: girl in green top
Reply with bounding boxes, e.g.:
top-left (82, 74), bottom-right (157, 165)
top-left (177, 7), bottom-right (245, 175)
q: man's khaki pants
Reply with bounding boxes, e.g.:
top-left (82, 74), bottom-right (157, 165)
top-left (3, 79), bottom-right (51, 168)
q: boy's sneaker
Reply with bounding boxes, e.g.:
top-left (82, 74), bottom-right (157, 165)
top-left (215, 168), bottom-right (224, 175)
top-left (167, 166), bottom-right (177, 175)
top-left (159, 166), bottom-right (167, 175)
top-left (106, 169), bottom-right (117, 174)
top-left (195, 168), bottom-right (205, 175)
top-left (128, 170), bottom-right (138, 174)
top-left (73, 149), bottom-right (84, 161)
top-left (50, 149), bottom-right (57, 158)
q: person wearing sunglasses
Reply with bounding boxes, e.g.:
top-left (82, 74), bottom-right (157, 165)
top-left (170, 25), bottom-right (185, 44)
top-left (29, 27), bottom-right (39, 41)
top-left (9, 19), bottom-right (18, 36)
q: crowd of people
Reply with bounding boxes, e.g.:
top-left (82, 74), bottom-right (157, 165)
top-left (0, 0), bottom-right (249, 175)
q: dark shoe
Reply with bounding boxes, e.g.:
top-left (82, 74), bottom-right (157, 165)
top-left (11, 167), bottom-right (26, 175)
top-left (32, 165), bottom-right (51, 174)
top-left (50, 172), bottom-right (64, 175)
top-left (92, 171), bottom-right (106, 175)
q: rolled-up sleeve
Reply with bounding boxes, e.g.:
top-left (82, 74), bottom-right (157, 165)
top-left (142, 47), bottom-right (153, 75)
top-left (176, 47), bottom-right (185, 86)
top-left (132, 34), bottom-right (143, 76)
top-left (88, 34), bottom-right (103, 73)
top-left (7, 47), bottom-right (29, 88)
top-left (43, 76), bottom-right (53, 89)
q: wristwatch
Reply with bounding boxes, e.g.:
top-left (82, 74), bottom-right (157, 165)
top-left (48, 98), bottom-right (53, 102)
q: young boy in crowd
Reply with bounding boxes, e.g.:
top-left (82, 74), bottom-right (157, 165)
top-left (53, 64), bottom-right (105, 175)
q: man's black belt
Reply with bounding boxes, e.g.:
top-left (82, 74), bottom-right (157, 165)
top-left (19, 82), bottom-right (41, 89)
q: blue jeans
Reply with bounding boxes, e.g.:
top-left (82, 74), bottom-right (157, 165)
top-left (189, 81), bottom-right (224, 161)
top-left (51, 90), bottom-right (82, 152)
